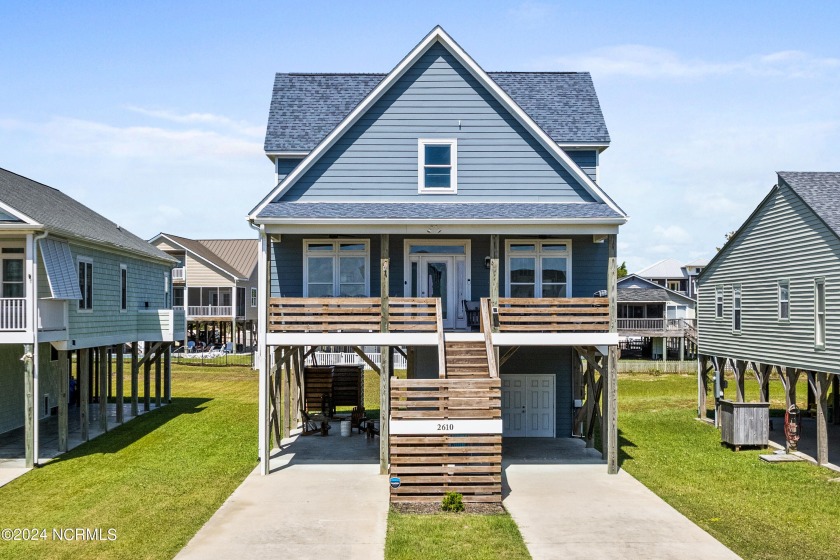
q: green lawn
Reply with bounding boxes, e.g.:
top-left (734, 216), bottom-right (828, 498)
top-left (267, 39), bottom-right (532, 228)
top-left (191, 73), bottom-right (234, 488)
top-left (386, 512), bottom-right (530, 560)
top-left (0, 365), bottom-right (258, 560)
top-left (620, 371), bottom-right (840, 560)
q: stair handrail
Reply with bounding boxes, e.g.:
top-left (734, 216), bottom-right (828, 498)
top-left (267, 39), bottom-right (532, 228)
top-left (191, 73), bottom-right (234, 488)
top-left (435, 298), bottom-right (446, 378)
top-left (480, 298), bottom-right (498, 377)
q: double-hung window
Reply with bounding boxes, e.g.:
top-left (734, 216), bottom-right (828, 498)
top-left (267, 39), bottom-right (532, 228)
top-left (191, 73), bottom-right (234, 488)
top-left (304, 240), bottom-right (369, 297)
top-left (715, 286), bottom-right (723, 318)
top-left (815, 278), bottom-right (826, 348)
top-left (1, 247), bottom-right (24, 298)
top-left (250, 287), bottom-right (258, 307)
top-left (418, 139), bottom-right (457, 194)
top-left (78, 259), bottom-right (93, 310)
top-left (732, 285), bottom-right (742, 333)
top-left (778, 280), bottom-right (790, 321)
top-left (506, 240), bottom-right (571, 298)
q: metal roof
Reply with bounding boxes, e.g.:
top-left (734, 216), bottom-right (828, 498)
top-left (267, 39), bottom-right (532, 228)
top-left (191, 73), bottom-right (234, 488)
top-left (256, 202), bottom-right (624, 221)
top-left (264, 72), bottom-right (610, 153)
top-left (636, 258), bottom-right (686, 279)
top-left (156, 233), bottom-right (258, 280)
top-left (0, 168), bottom-right (174, 263)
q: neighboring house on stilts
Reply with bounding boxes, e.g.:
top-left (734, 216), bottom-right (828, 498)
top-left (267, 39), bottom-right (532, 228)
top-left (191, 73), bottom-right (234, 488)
top-left (0, 168), bottom-right (184, 468)
top-left (697, 171), bottom-right (840, 465)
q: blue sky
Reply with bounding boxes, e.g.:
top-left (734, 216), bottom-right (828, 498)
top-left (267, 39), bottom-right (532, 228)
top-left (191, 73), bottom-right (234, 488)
top-left (2, 1), bottom-right (840, 271)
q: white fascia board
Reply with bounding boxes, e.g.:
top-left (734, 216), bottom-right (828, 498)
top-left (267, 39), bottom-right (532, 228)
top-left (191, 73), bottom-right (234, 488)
top-left (556, 143), bottom-right (610, 152)
top-left (265, 332), bottom-right (439, 347)
top-left (156, 234), bottom-right (245, 281)
top-left (266, 151), bottom-right (310, 158)
top-left (0, 224), bottom-right (45, 233)
top-left (491, 332), bottom-right (619, 346)
top-left (249, 26), bottom-right (627, 220)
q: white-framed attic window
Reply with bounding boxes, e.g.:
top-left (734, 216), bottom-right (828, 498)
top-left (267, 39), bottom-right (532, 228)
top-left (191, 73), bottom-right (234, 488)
top-left (418, 138), bottom-right (457, 194)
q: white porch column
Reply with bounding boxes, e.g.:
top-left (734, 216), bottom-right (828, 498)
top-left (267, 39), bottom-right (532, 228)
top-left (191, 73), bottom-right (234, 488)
top-left (258, 228), bottom-right (270, 474)
top-left (231, 281), bottom-right (237, 352)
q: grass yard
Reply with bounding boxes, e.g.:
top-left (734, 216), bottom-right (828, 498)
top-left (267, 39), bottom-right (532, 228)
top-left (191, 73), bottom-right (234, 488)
top-left (620, 371), bottom-right (840, 560)
top-left (386, 512), bottom-right (531, 560)
top-left (0, 365), bottom-right (258, 560)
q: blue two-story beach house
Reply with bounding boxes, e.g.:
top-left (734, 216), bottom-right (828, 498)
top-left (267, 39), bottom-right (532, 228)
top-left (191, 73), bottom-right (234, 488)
top-left (248, 27), bottom-right (627, 503)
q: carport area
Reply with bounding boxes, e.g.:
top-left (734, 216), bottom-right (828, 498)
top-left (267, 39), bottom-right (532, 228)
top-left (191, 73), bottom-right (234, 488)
top-left (768, 415), bottom-right (840, 467)
top-left (177, 430), bottom-right (388, 560)
top-left (502, 438), bottom-right (738, 560)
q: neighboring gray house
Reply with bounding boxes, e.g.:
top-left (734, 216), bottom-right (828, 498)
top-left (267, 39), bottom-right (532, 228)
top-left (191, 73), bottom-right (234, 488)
top-left (150, 233), bottom-right (259, 352)
top-left (0, 168), bottom-right (185, 468)
top-left (637, 258), bottom-right (708, 299)
top-left (617, 274), bottom-right (697, 360)
top-left (249, 26), bottom-right (627, 500)
top-left (697, 171), bottom-right (840, 465)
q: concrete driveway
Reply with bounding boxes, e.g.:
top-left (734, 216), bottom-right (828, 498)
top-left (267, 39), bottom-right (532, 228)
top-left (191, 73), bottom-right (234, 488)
top-left (502, 438), bottom-right (740, 560)
top-left (177, 432), bottom-right (388, 560)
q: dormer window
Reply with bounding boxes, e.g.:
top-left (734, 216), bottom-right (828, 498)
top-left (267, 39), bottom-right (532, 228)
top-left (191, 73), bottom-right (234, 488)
top-left (418, 139), bottom-right (457, 194)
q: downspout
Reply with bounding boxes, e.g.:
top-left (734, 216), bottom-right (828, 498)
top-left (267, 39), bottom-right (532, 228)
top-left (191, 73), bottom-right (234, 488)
top-left (31, 231), bottom-right (48, 465)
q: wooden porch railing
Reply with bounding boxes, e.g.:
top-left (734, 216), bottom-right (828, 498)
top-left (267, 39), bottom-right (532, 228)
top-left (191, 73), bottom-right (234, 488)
top-left (267, 297), bottom-right (441, 333)
top-left (495, 297), bottom-right (610, 332)
top-left (0, 297), bottom-right (26, 330)
top-left (390, 378), bottom-right (501, 419)
top-left (479, 298), bottom-right (498, 377)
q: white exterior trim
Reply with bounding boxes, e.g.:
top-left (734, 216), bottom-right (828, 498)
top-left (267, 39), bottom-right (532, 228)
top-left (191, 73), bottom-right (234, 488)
top-left (249, 26), bottom-right (626, 220)
top-left (302, 238), bottom-right (370, 297)
top-left (504, 239), bottom-right (573, 298)
top-left (390, 419), bottom-right (502, 435)
top-left (0, 199), bottom-right (40, 225)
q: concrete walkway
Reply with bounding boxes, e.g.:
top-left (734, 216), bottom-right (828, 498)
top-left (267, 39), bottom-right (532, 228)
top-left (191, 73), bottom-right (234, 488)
top-left (502, 439), bottom-right (739, 560)
top-left (177, 432), bottom-right (388, 560)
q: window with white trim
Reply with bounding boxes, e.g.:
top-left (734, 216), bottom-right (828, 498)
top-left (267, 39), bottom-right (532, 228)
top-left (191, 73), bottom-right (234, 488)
top-left (120, 264), bottom-right (128, 311)
top-left (418, 139), bottom-right (457, 194)
top-left (78, 258), bottom-right (93, 310)
top-left (778, 280), bottom-right (789, 321)
top-left (505, 240), bottom-right (571, 298)
top-left (1, 247), bottom-right (24, 298)
top-left (164, 273), bottom-right (170, 308)
top-left (815, 278), bottom-right (826, 348)
top-left (715, 287), bottom-right (723, 318)
top-left (304, 240), bottom-right (369, 297)
top-left (732, 284), bottom-right (741, 333)
top-left (250, 287), bottom-right (258, 307)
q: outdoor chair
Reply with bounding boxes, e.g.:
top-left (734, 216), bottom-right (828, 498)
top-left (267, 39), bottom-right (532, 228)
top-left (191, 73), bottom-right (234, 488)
top-left (463, 300), bottom-right (480, 330)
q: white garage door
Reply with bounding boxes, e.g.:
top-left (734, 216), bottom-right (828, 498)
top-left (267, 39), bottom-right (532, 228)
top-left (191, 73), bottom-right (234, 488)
top-left (501, 374), bottom-right (555, 437)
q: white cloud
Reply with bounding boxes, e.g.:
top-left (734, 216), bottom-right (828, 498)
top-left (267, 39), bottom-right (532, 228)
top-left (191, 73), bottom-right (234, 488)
top-left (125, 106), bottom-right (264, 138)
top-left (652, 224), bottom-right (692, 244)
top-left (541, 45), bottom-right (840, 79)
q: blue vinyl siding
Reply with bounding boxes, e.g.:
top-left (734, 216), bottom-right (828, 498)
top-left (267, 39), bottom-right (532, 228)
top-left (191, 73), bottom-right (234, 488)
top-left (271, 234), bottom-right (607, 299)
top-left (276, 158), bottom-right (304, 182)
top-left (280, 43), bottom-right (594, 203)
top-left (564, 150), bottom-right (597, 182)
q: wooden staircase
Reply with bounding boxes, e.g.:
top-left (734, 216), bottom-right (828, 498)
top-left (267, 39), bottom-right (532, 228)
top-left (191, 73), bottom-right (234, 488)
top-left (444, 340), bottom-right (491, 379)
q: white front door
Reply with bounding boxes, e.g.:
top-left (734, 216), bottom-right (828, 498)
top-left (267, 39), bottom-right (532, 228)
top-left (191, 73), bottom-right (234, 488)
top-left (407, 252), bottom-right (468, 330)
top-left (501, 374), bottom-right (555, 437)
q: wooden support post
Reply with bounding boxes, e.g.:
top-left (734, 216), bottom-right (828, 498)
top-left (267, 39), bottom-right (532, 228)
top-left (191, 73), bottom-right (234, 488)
top-left (108, 347), bottom-right (113, 399)
top-left (116, 345), bottom-right (124, 423)
top-left (98, 346), bottom-right (108, 432)
top-left (24, 344), bottom-right (35, 468)
top-left (833, 375), bottom-right (840, 426)
top-left (155, 349), bottom-right (162, 408)
top-left (571, 348), bottom-right (584, 436)
top-left (583, 359), bottom-right (595, 448)
top-left (144, 345), bottom-right (151, 412)
top-left (130, 342), bottom-right (139, 417)
top-left (679, 337), bottom-right (685, 361)
top-left (164, 344), bottom-right (172, 403)
top-left (407, 346), bottom-right (415, 379)
top-left (808, 371), bottom-right (830, 465)
top-left (58, 350), bottom-right (69, 452)
top-left (734, 359), bottom-right (746, 402)
top-left (489, 235), bottom-right (499, 312)
top-left (292, 348), bottom-right (302, 428)
top-left (79, 348), bottom-right (90, 441)
top-left (283, 349), bottom-right (291, 439)
top-left (380, 233), bottom-right (391, 475)
top-left (605, 233), bottom-right (618, 474)
top-left (261, 346), bottom-right (273, 475)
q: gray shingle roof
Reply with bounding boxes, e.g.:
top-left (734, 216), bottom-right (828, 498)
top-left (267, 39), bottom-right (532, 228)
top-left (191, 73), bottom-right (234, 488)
top-left (778, 172), bottom-right (840, 237)
top-left (257, 202), bottom-right (622, 221)
top-left (0, 168), bottom-right (175, 263)
top-left (618, 287), bottom-right (685, 304)
top-left (264, 72), bottom-right (610, 153)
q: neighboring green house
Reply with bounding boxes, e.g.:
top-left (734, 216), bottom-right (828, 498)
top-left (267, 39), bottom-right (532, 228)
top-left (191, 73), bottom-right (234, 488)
top-left (0, 168), bottom-right (185, 468)
top-left (697, 171), bottom-right (840, 465)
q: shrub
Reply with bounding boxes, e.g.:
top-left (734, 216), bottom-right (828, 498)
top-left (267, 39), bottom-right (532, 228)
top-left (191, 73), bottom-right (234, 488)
top-left (441, 492), bottom-right (465, 512)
